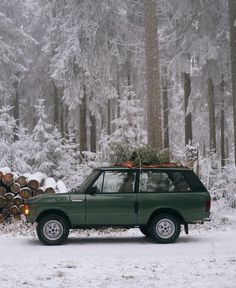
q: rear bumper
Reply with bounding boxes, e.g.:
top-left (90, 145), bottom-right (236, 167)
top-left (188, 217), bottom-right (211, 224)
top-left (202, 217), bottom-right (211, 222)
top-left (187, 218), bottom-right (211, 224)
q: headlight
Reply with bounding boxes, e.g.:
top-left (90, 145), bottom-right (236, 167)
top-left (24, 204), bottom-right (30, 215)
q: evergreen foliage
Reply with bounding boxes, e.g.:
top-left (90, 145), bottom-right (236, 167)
top-left (111, 85), bottom-right (146, 146)
top-left (107, 142), bottom-right (134, 164)
top-left (28, 99), bottom-right (56, 175)
top-left (0, 106), bottom-right (17, 168)
top-left (130, 146), bottom-right (170, 166)
top-left (107, 142), bottom-right (170, 166)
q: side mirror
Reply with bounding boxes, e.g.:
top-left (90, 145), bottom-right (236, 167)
top-left (70, 187), bottom-right (79, 194)
top-left (88, 186), bottom-right (98, 195)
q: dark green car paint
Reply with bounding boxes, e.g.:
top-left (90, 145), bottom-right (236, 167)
top-left (25, 167), bottom-right (211, 229)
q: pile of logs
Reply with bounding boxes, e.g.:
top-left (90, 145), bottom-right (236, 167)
top-left (0, 167), bottom-right (67, 224)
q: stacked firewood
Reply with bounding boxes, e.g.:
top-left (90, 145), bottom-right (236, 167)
top-left (0, 168), bottom-right (67, 224)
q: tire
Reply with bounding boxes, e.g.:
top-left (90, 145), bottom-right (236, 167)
top-left (139, 225), bottom-right (151, 237)
top-left (36, 214), bottom-right (69, 245)
top-left (149, 213), bottom-right (180, 244)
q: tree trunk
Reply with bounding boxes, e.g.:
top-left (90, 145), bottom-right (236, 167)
top-left (79, 85), bottom-right (87, 153)
top-left (13, 75), bottom-right (20, 142)
top-left (202, 142), bottom-right (206, 158)
top-left (208, 77), bottom-right (216, 152)
top-left (143, 0), bottom-right (162, 150)
top-left (228, 0), bottom-right (236, 164)
top-left (114, 65), bottom-right (120, 133)
top-left (183, 72), bottom-right (192, 145)
top-left (220, 76), bottom-right (225, 167)
top-left (60, 104), bottom-right (65, 137)
top-left (162, 74), bottom-right (169, 149)
top-left (107, 99), bottom-right (111, 135)
top-left (90, 112), bottom-right (96, 153)
top-left (225, 137), bottom-right (230, 162)
top-left (126, 51), bottom-right (132, 89)
top-left (64, 105), bottom-right (69, 138)
top-left (52, 80), bottom-right (59, 127)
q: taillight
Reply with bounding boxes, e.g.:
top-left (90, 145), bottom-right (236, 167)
top-left (24, 204), bottom-right (30, 215)
top-left (205, 200), bottom-right (211, 212)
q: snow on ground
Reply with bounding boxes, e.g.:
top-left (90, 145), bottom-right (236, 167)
top-left (0, 225), bottom-right (236, 288)
top-left (0, 202), bottom-right (236, 288)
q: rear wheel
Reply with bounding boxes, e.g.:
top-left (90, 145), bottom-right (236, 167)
top-left (139, 225), bottom-right (151, 237)
top-left (37, 214), bottom-right (69, 245)
top-left (149, 213), bottom-right (180, 244)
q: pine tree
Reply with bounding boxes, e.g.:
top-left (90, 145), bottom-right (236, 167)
top-left (110, 84), bottom-right (146, 146)
top-left (0, 106), bottom-right (16, 167)
top-left (0, 0), bottom-right (36, 105)
top-left (56, 132), bottom-right (80, 188)
top-left (29, 99), bottom-right (63, 175)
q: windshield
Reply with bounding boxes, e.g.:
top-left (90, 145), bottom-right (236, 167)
top-left (76, 170), bottom-right (100, 194)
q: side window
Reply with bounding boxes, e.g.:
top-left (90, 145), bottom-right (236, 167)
top-left (139, 171), bottom-right (192, 193)
top-left (91, 172), bottom-right (104, 193)
top-left (140, 171), bottom-right (172, 193)
top-left (92, 171), bottom-right (136, 193)
top-left (181, 171), bottom-right (207, 192)
top-left (168, 172), bottom-right (191, 192)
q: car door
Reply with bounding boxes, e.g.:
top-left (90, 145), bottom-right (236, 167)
top-left (69, 193), bottom-right (86, 225)
top-left (86, 170), bottom-right (138, 225)
top-left (68, 170), bottom-right (101, 226)
top-left (137, 169), bottom-right (172, 224)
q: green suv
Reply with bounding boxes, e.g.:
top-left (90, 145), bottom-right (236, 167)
top-left (24, 165), bottom-right (211, 245)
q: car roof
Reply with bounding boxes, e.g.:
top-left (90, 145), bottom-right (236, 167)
top-left (95, 166), bottom-right (191, 172)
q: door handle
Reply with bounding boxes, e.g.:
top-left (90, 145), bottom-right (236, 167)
top-left (72, 199), bottom-right (83, 202)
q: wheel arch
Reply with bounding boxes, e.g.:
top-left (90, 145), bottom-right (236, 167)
top-left (148, 208), bottom-right (186, 226)
top-left (36, 210), bottom-right (71, 228)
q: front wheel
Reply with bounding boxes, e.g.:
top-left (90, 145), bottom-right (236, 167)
top-left (139, 225), bottom-right (151, 237)
top-left (149, 214), bottom-right (180, 244)
top-left (36, 214), bottom-right (69, 245)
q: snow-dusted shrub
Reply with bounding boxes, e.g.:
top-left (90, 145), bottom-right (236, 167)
top-left (0, 106), bottom-right (32, 173)
top-left (198, 156), bottom-right (236, 209)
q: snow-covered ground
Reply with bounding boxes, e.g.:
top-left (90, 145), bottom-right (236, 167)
top-left (0, 221), bottom-right (236, 288)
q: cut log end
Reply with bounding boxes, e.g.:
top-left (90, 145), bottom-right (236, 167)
top-left (15, 176), bottom-right (28, 188)
top-left (19, 188), bottom-right (32, 199)
top-left (13, 196), bottom-right (23, 207)
top-left (28, 179), bottom-right (40, 190)
top-left (2, 173), bottom-right (14, 186)
top-left (45, 187), bottom-right (55, 194)
top-left (10, 205), bottom-right (19, 216)
top-left (0, 196), bottom-right (7, 208)
top-left (5, 193), bottom-right (14, 202)
top-left (0, 186), bottom-right (7, 196)
top-left (11, 183), bottom-right (21, 194)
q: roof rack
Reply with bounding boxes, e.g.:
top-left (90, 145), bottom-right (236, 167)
top-left (114, 161), bottom-right (186, 169)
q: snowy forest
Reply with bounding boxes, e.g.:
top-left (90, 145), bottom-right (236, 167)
top-left (1, 0), bottom-right (236, 207)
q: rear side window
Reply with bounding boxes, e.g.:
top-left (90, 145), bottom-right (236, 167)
top-left (167, 171), bottom-right (191, 192)
top-left (180, 171), bottom-right (207, 192)
top-left (139, 170), bottom-right (193, 193)
top-left (139, 171), bottom-right (171, 193)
